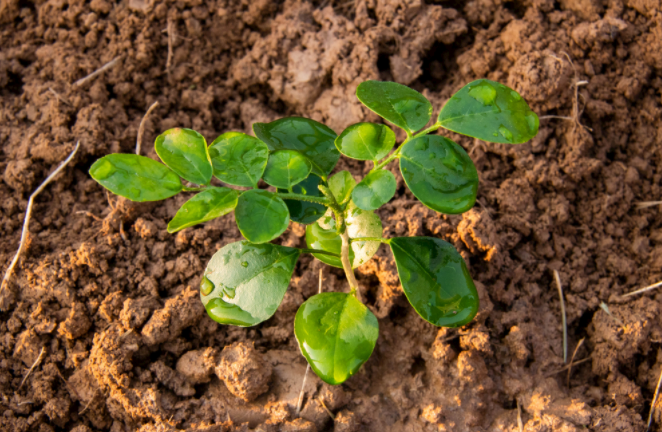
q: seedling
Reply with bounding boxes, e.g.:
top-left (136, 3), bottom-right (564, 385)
top-left (90, 79), bottom-right (538, 385)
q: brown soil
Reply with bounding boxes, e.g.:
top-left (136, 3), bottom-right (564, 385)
top-left (1, 0), bottom-right (662, 431)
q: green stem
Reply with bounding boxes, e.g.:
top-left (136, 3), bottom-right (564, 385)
top-left (276, 192), bottom-right (330, 206)
top-left (317, 184), bottom-right (362, 302)
top-left (182, 186), bottom-right (206, 192)
top-left (372, 122), bottom-right (442, 171)
top-left (350, 237), bottom-right (391, 244)
top-left (299, 248), bottom-right (340, 257)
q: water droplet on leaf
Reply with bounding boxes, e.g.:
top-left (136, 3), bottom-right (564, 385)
top-left (241, 261), bottom-right (248, 267)
top-left (510, 90), bottom-right (521, 101)
top-left (498, 125), bottom-right (513, 142)
top-left (200, 276), bottom-right (214, 296)
top-left (468, 82), bottom-right (496, 106)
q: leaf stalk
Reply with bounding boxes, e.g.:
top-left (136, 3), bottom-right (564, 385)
top-left (372, 122), bottom-right (442, 171)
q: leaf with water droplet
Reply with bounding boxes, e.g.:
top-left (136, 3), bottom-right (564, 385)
top-left (235, 189), bottom-right (290, 243)
top-left (351, 169), bottom-right (396, 211)
top-left (168, 187), bottom-right (238, 233)
top-left (356, 81), bottom-right (432, 134)
top-left (335, 122), bottom-right (395, 162)
top-left (389, 237), bottom-right (479, 327)
top-left (305, 204), bottom-right (382, 268)
top-left (438, 79), bottom-right (539, 144)
top-left (202, 241), bottom-right (301, 327)
top-left (328, 170), bottom-right (356, 206)
top-left (263, 149), bottom-right (312, 189)
top-left (294, 292), bottom-right (378, 385)
top-left (89, 154), bottom-right (182, 202)
top-left (253, 117), bottom-right (339, 180)
top-left (400, 135), bottom-right (478, 214)
top-left (208, 132), bottom-right (269, 188)
top-left (200, 275), bottom-right (214, 296)
top-left (155, 128), bottom-right (213, 185)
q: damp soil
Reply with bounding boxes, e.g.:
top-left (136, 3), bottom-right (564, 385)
top-left (1, 0), bottom-right (662, 431)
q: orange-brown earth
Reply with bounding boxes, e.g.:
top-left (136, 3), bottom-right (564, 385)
top-left (1, 0), bottom-right (662, 431)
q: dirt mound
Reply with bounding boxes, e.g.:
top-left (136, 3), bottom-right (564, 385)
top-left (1, 0), bottom-right (661, 430)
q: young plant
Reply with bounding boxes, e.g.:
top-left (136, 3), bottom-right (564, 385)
top-left (90, 79), bottom-right (538, 385)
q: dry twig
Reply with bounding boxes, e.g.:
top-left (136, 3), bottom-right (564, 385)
top-left (296, 269), bottom-right (324, 416)
top-left (1, 141), bottom-right (80, 295)
top-left (166, 18), bottom-right (175, 72)
top-left (636, 201), bottom-right (662, 209)
top-left (545, 357), bottom-right (592, 377)
top-left (136, 101), bottom-right (159, 155)
top-left (622, 281), bottom-right (662, 299)
top-left (78, 390), bottom-right (98, 415)
top-left (516, 399), bottom-right (523, 432)
top-left (648, 366), bottom-right (662, 432)
top-left (74, 56), bottom-right (122, 87)
top-left (48, 87), bottom-right (70, 106)
top-left (318, 397), bottom-right (335, 420)
top-left (19, 347), bottom-right (45, 390)
top-left (554, 270), bottom-right (568, 363)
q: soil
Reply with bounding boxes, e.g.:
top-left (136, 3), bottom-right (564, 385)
top-left (1, 0), bottom-right (662, 431)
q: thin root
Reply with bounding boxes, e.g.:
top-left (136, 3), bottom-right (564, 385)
top-left (1, 141), bottom-right (80, 296)
top-left (78, 390), bottom-right (98, 415)
top-left (516, 399), bottom-right (523, 432)
top-left (319, 397), bottom-right (335, 420)
top-left (136, 101), bottom-right (160, 156)
top-left (166, 18), bottom-right (175, 72)
top-left (542, 52), bottom-right (592, 132)
top-left (636, 201), bottom-right (662, 209)
top-left (48, 87), bottom-right (71, 106)
top-left (119, 222), bottom-right (128, 242)
top-left (74, 56), bottom-right (122, 87)
top-left (19, 346), bottom-right (45, 390)
top-left (76, 211), bottom-right (103, 222)
top-left (599, 302), bottom-right (625, 327)
top-left (554, 270), bottom-right (568, 363)
top-left (545, 357), bottom-right (592, 377)
top-left (567, 338), bottom-right (585, 387)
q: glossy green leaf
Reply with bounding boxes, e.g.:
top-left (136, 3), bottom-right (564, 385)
top-left (168, 187), bottom-right (238, 233)
top-left (390, 237), bottom-right (479, 327)
top-left (294, 292), bottom-right (378, 385)
top-left (356, 81), bottom-right (432, 134)
top-left (201, 241), bottom-right (300, 327)
top-left (335, 122), bottom-right (395, 161)
top-left (277, 174), bottom-right (327, 225)
top-left (400, 135), bottom-right (478, 214)
top-left (437, 79), bottom-right (539, 144)
top-left (235, 189), bottom-right (290, 243)
top-left (155, 128), bottom-right (213, 185)
top-left (253, 117), bottom-right (340, 180)
top-left (305, 204), bottom-right (382, 268)
top-left (208, 132), bottom-right (269, 188)
top-left (351, 170), bottom-right (396, 211)
top-left (89, 154), bottom-right (182, 202)
top-left (328, 171), bottom-right (356, 205)
top-left (263, 150), bottom-right (312, 189)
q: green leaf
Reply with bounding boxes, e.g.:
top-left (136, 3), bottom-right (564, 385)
top-left (277, 174), bottom-right (327, 225)
top-left (208, 132), bottom-right (269, 188)
top-left (253, 117), bottom-right (340, 180)
top-left (201, 241), bottom-right (300, 327)
top-left (400, 135), bottom-right (478, 214)
top-left (356, 81), bottom-right (432, 134)
top-left (155, 128), bottom-right (213, 185)
top-left (335, 122), bottom-right (395, 161)
top-left (235, 189), bottom-right (290, 243)
top-left (328, 171), bottom-right (356, 205)
top-left (294, 292), bottom-right (378, 385)
top-left (351, 170), bottom-right (396, 211)
top-left (390, 237), bottom-right (478, 327)
top-left (305, 204), bottom-right (382, 268)
top-left (89, 154), bottom-right (182, 202)
top-left (437, 79), bottom-right (539, 144)
top-left (168, 187), bottom-right (238, 233)
top-left (263, 150), bottom-right (312, 189)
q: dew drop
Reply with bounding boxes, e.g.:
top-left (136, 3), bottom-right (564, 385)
top-left (510, 90), bottom-right (521, 101)
top-left (241, 261), bottom-right (248, 267)
top-left (498, 125), bottom-right (513, 142)
top-left (526, 112), bottom-right (539, 134)
top-left (200, 275), bottom-right (214, 296)
top-left (492, 132), bottom-right (498, 137)
top-left (224, 286), bottom-right (236, 299)
top-left (468, 82), bottom-right (496, 106)
top-left (92, 160), bottom-right (114, 180)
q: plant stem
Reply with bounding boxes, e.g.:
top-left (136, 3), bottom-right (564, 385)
top-left (340, 230), bottom-right (362, 302)
top-left (350, 237), bottom-right (390, 244)
top-left (276, 192), bottom-right (330, 206)
top-left (182, 186), bottom-right (206, 192)
top-left (372, 122), bottom-right (442, 171)
top-left (317, 185), bottom-right (362, 302)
